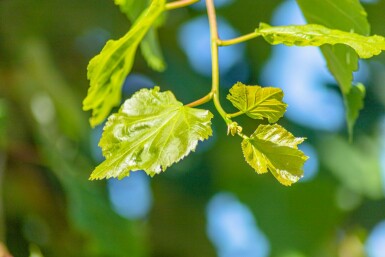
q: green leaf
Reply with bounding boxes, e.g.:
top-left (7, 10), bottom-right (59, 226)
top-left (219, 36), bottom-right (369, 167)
top-left (256, 23), bottom-right (385, 59)
top-left (344, 83), bottom-right (365, 142)
top-left (114, 0), bottom-right (147, 20)
top-left (296, 0), bottom-right (370, 94)
top-left (242, 124), bottom-right (308, 186)
top-left (140, 28), bottom-right (167, 71)
top-left (114, 0), bottom-right (166, 72)
top-left (226, 82), bottom-right (287, 123)
top-left (90, 87), bottom-right (213, 180)
top-left (83, 0), bottom-right (165, 127)
top-left (296, 0), bottom-right (369, 35)
top-left (321, 44), bottom-right (358, 94)
top-left (296, 0), bottom-right (370, 138)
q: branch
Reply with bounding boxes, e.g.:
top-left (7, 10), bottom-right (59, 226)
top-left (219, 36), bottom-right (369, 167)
top-left (206, 0), bottom-right (232, 124)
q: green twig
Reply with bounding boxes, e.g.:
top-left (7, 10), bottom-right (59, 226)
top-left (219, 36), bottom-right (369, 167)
top-left (227, 111), bottom-right (244, 118)
top-left (206, 0), bottom-right (232, 124)
top-left (186, 92), bottom-right (213, 107)
top-left (218, 31), bottom-right (260, 46)
top-left (165, 0), bottom-right (200, 10)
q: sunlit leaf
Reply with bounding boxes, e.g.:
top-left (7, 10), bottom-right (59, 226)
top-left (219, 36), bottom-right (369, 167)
top-left (256, 23), bottom-right (385, 59)
top-left (242, 124), bottom-right (308, 186)
top-left (83, 0), bottom-right (165, 127)
top-left (90, 87), bottom-right (213, 180)
top-left (345, 83), bottom-right (365, 142)
top-left (227, 82), bottom-right (287, 123)
top-left (114, 0), bottom-right (166, 72)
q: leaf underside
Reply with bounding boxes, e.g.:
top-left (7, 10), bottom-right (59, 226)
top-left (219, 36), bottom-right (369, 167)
top-left (227, 82), bottom-right (287, 123)
top-left (83, 0), bottom-right (165, 127)
top-left (242, 124), bottom-right (308, 186)
top-left (256, 23), bottom-right (385, 59)
top-left (90, 87), bottom-right (213, 180)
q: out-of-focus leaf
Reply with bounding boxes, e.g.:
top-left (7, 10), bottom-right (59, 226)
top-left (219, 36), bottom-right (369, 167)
top-left (226, 82), bottom-right (287, 123)
top-left (90, 87), bottom-right (213, 180)
top-left (345, 83), bottom-right (365, 142)
top-left (140, 28), bottom-right (166, 71)
top-left (114, 0), bottom-right (166, 72)
top-left (12, 42), bottom-right (147, 257)
top-left (296, 0), bottom-right (370, 137)
top-left (242, 124), bottom-right (308, 186)
top-left (256, 23), bottom-right (385, 59)
top-left (0, 99), bottom-right (7, 149)
top-left (83, 0), bottom-right (165, 127)
top-left (114, 0), bottom-right (147, 19)
top-left (319, 135), bottom-right (383, 199)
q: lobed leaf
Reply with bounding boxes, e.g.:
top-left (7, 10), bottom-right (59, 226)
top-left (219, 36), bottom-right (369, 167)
top-left (227, 82), bottom-right (287, 123)
top-left (242, 124), bottom-right (308, 186)
top-left (256, 23), bottom-right (385, 59)
top-left (90, 87), bottom-right (213, 180)
top-left (83, 0), bottom-right (165, 127)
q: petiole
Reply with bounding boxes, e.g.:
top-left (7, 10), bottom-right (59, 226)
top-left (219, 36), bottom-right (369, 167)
top-left (165, 0), bottom-right (200, 11)
top-left (218, 31), bottom-right (260, 46)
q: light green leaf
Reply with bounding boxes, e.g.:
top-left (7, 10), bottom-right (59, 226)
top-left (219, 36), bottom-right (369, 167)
top-left (114, 0), bottom-right (166, 72)
top-left (344, 83), bottom-right (365, 142)
top-left (83, 0), bottom-right (165, 127)
top-left (242, 124), bottom-right (308, 186)
top-left (227, 82), bottom-right (287, 123)
top-left (256, 23), bottom-right (385, 59)
top-left (90, 87), bottom-right (213, 180)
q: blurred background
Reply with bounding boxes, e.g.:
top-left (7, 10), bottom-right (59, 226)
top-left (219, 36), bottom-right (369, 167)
top-left (1, 0), bottom-right (385, 256)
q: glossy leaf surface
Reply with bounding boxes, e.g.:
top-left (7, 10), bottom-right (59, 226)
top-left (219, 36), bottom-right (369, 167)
top-left (90, 87), bottom-right (213, 180)
top-left (227, 82), bottom-right (287, 123)
top-left (83, 0), bottom-right (165, 127)
top-left (242, 124), bottom-right (308, 186)
top-left (256, 23), bottom-right (385, 59)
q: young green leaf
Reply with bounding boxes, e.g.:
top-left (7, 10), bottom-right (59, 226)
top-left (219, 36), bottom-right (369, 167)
top-left (114, 0), bottom-right (166, 72)
top-left (256, 23), bottom-right (385, 59)
top-left (344, 83), bottom-right (366, 142)
top-left (242, 124), bottom-right (308, 186)
top-left (83, 0), bottom-right (165, 127)
top-left (227, 82), bottom-right (287, 123)
top-left (90, 87), bottom-right (213, 180)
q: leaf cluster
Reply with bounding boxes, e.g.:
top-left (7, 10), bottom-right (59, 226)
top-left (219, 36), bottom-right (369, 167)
top-left (83, 0), bottom-right (385, 185)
